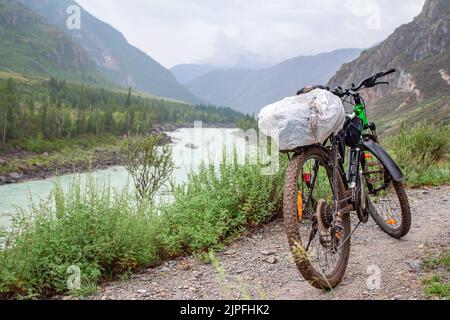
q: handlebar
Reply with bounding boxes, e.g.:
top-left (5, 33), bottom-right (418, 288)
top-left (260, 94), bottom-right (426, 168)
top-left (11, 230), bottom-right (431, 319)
top-left (352, 68), bottom-right (397, 91)
top-left (297, 69), bottom-right (397, 98)
top-left (379, 68), bottom-right (396, 77)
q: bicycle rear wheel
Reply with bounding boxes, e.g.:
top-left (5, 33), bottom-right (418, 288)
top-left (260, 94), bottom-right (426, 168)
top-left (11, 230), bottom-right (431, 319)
top-left (283, 146), bottom-right (351, 289)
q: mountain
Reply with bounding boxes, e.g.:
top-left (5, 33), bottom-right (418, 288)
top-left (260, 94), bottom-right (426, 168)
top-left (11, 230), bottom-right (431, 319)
top-left (171, 54), bottom-right (276, 85)
top-left (0, 0), bottom-right (102, 83)
top-left (186, 49), bottom-right (363, 115)
top-left (205, 52), bottom-right (276, 70)
top-left (171, 64), bottom-right (216, 85)
top-left (19, 0), bottom-right (203, 104)
top-left (328, 0), bottom-right (450, 132)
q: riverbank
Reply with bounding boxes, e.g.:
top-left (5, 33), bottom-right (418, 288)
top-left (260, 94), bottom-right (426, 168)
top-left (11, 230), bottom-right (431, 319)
top-left (0, 134), bottom-right (166, 186)
top-left (0, 123), bottom-right (239, 186)
top-left (0, 146), bottom-right (122, 185)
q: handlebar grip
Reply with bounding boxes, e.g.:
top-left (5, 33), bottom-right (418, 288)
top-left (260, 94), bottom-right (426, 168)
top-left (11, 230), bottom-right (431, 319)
top-left (382, 68), bottom-right (396, 76)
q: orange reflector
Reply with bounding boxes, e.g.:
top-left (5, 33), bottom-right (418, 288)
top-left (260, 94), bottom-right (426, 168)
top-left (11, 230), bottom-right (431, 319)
top-left (297, 191), bottom-right (303, 221)
top-left (386, 218), bottom-right (397, 225)
top-left (336, 232), bottom-right (341, 240)
top-left (364, 153), bottom-right (373, 159)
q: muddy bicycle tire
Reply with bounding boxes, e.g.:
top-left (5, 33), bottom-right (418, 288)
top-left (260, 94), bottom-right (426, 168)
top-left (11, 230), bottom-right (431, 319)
top-left (368, 181), bottom-right (411, 239)
top-left (283, 146), bottom-right (351, 290)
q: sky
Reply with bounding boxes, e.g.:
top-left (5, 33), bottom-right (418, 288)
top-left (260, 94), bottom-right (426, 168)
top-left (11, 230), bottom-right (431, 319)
top-left (76, 0), bottom-right (426, 69)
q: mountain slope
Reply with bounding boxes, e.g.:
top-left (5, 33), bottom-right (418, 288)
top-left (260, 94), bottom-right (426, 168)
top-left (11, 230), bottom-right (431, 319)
top-left (328, 0), bottom-right (450, 132)
top-left (0, 0), bottom-right (102, 83)
top-left (171, 64), bottom-right (216, 85)
top-left (171, 53), bottom-right (277, 85)
top-left (187, 49), bottom-right (363, 115)
top-left (20, 0), bottom-right (203, 104)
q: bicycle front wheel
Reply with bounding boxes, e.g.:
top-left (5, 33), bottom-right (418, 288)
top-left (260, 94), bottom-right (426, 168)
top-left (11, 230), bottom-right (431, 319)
top-left (363, 151), bottom-right (411, 238)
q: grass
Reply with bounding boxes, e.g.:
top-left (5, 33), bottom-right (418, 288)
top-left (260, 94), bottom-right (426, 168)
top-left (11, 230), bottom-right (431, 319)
top-left (0, 135), bottom-right (120, 176)
top-left (3, 134), bottom-right (119, 154)
top-left (421, 250), bottom-right (450, 300)
top-left (0, 152), bottom-right (285, 299)
top-left (385, 123), bottom-right (449, 187)
top-left (157, 151), bottom-right (286, 257)
top-left (422, 250), bottom-right (450, 270)
top-left (0, 177), bottom-right (161, 299)
top-left (422, 276), bottom-right (450, 299)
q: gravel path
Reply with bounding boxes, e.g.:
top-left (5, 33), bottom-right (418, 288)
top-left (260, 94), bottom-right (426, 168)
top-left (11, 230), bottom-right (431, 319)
top-left (91, 186), bottom-right (449, 300)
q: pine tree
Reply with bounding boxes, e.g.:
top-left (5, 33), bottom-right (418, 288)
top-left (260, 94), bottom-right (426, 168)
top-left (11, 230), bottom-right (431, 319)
top-left (40, 99), bottom-right (49, 138)
top-left (1, 78), bottom-right (18, 144)
top-left (55, 97), bottom-right (64, 138)
top-left (125, 87), bottom-right (133, 133)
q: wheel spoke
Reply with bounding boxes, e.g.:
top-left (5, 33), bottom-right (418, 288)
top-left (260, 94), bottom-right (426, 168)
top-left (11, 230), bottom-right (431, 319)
top-left (296, 156), bottom-right (346, 278)
top-left (364, 151), bottom-right (411, 238)
top-left (285, 148), bottom-right (351, 288)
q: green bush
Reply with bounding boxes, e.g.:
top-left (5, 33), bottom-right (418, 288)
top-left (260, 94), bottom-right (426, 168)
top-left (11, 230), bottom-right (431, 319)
top-left (158, 151), bottom-right (286, 257)
top-left (386, 123), bottom-right (449, 186)
top-left (0, 177), bottom-right (161, 299)
top-left (0, 152), bottom-right (286, 298)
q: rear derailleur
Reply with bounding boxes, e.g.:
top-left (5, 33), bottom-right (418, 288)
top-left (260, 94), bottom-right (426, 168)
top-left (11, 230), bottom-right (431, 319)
top-left (316, 200), bottom-right (344, 253)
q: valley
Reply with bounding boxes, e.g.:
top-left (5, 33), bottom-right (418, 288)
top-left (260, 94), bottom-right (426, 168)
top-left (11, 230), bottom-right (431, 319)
top-left (0, 72), bottom-right (243, 185)
top-left (0, 0), bottom-right (448, 302)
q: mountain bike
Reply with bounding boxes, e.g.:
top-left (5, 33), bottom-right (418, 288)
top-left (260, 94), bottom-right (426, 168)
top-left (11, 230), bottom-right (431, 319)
top-left (283, 69), bottom-right (411, 289)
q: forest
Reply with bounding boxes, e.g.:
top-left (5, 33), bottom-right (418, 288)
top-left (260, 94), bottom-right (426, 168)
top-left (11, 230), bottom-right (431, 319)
top-left (0, 76), bottom-right (245, 149)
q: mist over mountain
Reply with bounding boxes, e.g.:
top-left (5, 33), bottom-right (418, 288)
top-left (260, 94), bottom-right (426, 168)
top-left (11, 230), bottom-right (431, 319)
top-left (171, 53), bottom-right (277, 85)
top-left (170, 64), bottom-right (216, 86)
top-left (187, 48), bottom-right (363, 115)
top-left (19, 0), bottom-right (203, 104)
top-left (329, 0), bottom-right (450, 132)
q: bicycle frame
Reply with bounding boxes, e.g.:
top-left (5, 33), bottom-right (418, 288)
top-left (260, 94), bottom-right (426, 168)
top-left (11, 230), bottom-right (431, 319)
top-left (319, 92), bottom-right (405, 220)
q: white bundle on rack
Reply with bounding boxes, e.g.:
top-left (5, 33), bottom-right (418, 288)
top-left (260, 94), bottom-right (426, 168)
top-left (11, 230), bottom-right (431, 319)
top-left (258, 89), bottom-right (346, 151)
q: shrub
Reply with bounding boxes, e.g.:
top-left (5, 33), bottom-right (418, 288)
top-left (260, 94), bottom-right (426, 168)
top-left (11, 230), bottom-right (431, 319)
top-left (157, 151), bottom-right (286, 257)
top-left (386, 123), bottom-right (449, 186)
top-left (122, 135), bottom-right (175, 201)
top-left (0, 177), bottom-right (161, 298)
top-left (0, 151), bottom-right (287, 298)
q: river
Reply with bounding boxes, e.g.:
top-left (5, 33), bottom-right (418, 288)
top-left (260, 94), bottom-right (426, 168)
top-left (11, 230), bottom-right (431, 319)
top-left (0, 128), bottom-right (252, 227)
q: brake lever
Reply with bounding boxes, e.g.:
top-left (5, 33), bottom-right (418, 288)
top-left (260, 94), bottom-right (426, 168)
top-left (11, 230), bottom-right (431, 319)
top-left (361, 80), bottom-right (389, 89)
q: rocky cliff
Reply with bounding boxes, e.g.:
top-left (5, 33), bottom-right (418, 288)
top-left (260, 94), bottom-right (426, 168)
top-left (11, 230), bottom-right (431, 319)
top-left (328, 0), bottom-right (450, 132)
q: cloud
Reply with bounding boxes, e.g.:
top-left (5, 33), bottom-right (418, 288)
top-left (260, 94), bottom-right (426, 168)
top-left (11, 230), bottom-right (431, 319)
top-left (76, 0), bottom-right (425, 68)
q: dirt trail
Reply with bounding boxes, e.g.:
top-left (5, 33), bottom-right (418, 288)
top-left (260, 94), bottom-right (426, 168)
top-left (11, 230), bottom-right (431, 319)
top-left (91, 186), bottom-right (449, 300)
